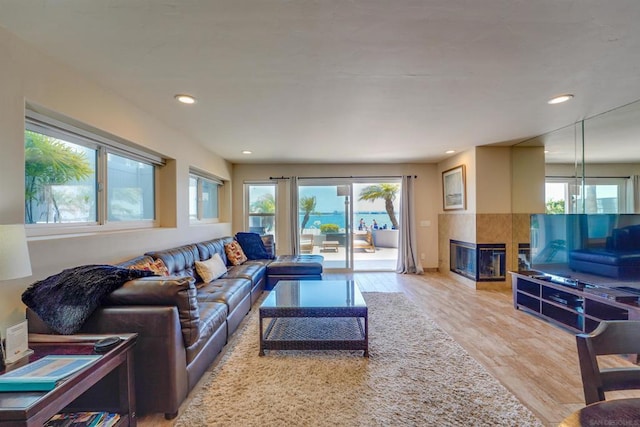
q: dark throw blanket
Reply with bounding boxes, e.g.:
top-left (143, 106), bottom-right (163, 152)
top-left (22, 264), bottom-right (155, 334)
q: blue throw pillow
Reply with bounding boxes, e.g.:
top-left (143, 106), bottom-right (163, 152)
top-left (235, 232), bottom-right (270, 260)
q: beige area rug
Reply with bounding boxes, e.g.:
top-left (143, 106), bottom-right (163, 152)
top-left (175, 292), bottom-right (542, 427)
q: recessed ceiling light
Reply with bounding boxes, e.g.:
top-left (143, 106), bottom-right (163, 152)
top-left (544, 150), bottom-right (550, 154)
top-left (242, 150), bottom-right (252, 155)
top-left (445, 150), bottom-right (456, 154)
top-left (548, 94), bottom-right (574, 105)
top-left (175, 94), bottom-right (196, 104)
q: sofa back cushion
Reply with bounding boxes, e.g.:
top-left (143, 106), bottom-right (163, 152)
top-left (608, 226), bottom-right (640, 251)
top-left (261, 234), bottom-right (276, 258)
top-left (106, 276), bottom-right (201, 347)
top-left (145, 244), bottom-right (200, 279)
top-left (196, 237), bottom-right (234, 266)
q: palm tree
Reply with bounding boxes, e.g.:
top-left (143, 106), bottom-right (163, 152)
top-left (250, 193), bottom-right (275, 214)
top-left (24, 131), bottom-right (93, 224)
top-left (299, 195), bottom-right (316, 231)
top-left (359, 184), bottom-right (400, 229)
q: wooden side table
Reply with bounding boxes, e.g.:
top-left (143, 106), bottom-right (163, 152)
top-left (559, 398), bottom-right (640, 427)
top-left (0, 333), bottom-right (137, 426)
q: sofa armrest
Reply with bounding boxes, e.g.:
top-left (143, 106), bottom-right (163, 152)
top-left (105, 276), bottom-right (200, 347)
top-left (26, 305), bottom-right (189, 416)
top-left (80, 306), bottom-right (188, 417)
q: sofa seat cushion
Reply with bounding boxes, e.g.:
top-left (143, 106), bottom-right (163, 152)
top-left (146, 244), bottom-right (200, 279)
top-left (226, 263), bottom-right (266, 286)
top-left (570, 249), bottom-right (640, 266)
top-left (185, 301), bottom-right (227, 364)
top-left (244, 259), bottom-right (272, 267)
top-left (267, 255), bottom-right (324, 276)
top-left (196, 278), bottom-right (251, 313)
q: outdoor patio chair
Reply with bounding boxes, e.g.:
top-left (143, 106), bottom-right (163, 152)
top-left (353, 230), bottom-right (375, 253)
top-left (300, 234), bottom-right (314, 253)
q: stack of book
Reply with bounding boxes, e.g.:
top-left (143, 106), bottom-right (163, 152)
top-left (45, 412), bottom-right (120, 426)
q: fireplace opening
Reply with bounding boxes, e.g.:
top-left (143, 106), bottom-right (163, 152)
top-left (450, 240), bottom-right (506, 281)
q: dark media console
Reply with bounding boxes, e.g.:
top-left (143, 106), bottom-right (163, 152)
top-left (511, 271), bottom-right (640, 333)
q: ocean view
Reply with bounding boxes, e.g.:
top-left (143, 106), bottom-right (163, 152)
top-left (299, 212), bottom-right (397, 231)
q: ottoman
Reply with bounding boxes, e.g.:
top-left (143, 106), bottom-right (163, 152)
top-left (266, 255), bottom-right (324, 290)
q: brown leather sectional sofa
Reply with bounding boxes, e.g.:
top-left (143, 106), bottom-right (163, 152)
top-left (26, 235), bottom-right (323, 419)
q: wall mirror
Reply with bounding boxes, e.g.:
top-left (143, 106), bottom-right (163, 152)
top-left (512, 97), bottom-right (640, 282)
top-left (516, 98), bottom-right (640, 215)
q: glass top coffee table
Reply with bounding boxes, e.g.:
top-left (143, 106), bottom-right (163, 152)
top-left (259, 280), bottom-right (368, 357)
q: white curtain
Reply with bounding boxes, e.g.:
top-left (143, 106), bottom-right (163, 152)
top-left (628, 175), bottom-right (640, 213)
top-left (396, 175), bottom-right (424, 274)
top-left (289, 176), bottom-right (300, 255)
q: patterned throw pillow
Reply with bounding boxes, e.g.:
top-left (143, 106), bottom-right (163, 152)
top-left (195, 253), bottom-right (228, 283)
top-left (224, 241), bottom-right (248, 266)
top-left (128, 258), bottom-right (170, 276)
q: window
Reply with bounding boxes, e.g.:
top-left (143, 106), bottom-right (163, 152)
top-left (107, 153), bottom-right (155, 221)
top-left (25, 107), bottom-right (162, 231)
top-left (546, 177), bottom-right (628, 214)
top-left (189, 170), bottom-right (221, 222)
top-left (246, 183), bottom-right (276, 235)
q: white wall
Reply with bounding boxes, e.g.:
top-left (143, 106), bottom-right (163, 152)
top-left (0, 27), bottom-right (232, 330)
top-left (232, 163), bottom-right (439, 268)
top-left (512, 146), bottom-right (546, 213)
top-left (476, 147), bottom-right (512, 214)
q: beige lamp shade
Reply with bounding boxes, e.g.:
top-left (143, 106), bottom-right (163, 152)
top-left (0, 224), bottom-right (32, 281)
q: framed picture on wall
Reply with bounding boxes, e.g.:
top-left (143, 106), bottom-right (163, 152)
top-left (442, 165), bottom-right (466, 210)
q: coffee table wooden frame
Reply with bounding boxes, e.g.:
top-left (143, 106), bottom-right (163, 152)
top-left (259, 281), bottom-right (368, 357)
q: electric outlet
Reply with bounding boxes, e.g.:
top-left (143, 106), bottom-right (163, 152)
top-left (420, 253), bottom-right (425, 260)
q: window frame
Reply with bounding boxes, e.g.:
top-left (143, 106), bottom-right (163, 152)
top-left (546, 176), bottom-right (629, 214)
top-left (24, 106), bottom-right (162, 236)
top-left (189, 168), bottom-right (222, 223)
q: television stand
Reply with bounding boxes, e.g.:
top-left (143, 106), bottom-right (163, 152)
top-left (511, 272), bottom-right (640, 333)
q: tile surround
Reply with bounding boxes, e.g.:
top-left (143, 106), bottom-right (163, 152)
top-left (439, 213), bottom-right (532, 290)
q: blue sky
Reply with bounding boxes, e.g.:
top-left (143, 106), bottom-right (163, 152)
top-left (300, 184), bottom-right (399, 213)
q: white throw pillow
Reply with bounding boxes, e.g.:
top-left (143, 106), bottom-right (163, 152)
top-left (195, 253), bottom-right (228, 283)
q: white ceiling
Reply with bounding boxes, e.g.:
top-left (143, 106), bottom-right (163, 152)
top-left (2, 1), bottom-right (640, 164)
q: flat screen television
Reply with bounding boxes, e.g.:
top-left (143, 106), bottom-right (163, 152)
top-left (529, 213), bottom-right (640, 283)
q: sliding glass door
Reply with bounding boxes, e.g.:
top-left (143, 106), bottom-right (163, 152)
top-left (298, 180), bottom-right (351, 270)
top-left (352, 180), bottom-right (400, 271)
top-left (297, 178), bottom-right (401, 272)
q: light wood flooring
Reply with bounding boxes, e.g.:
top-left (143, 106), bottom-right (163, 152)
top-left (138, 272), bottom-right (640, 426)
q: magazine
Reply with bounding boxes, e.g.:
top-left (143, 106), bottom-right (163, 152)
top-left (0, 355), bottom-right (101, 392)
